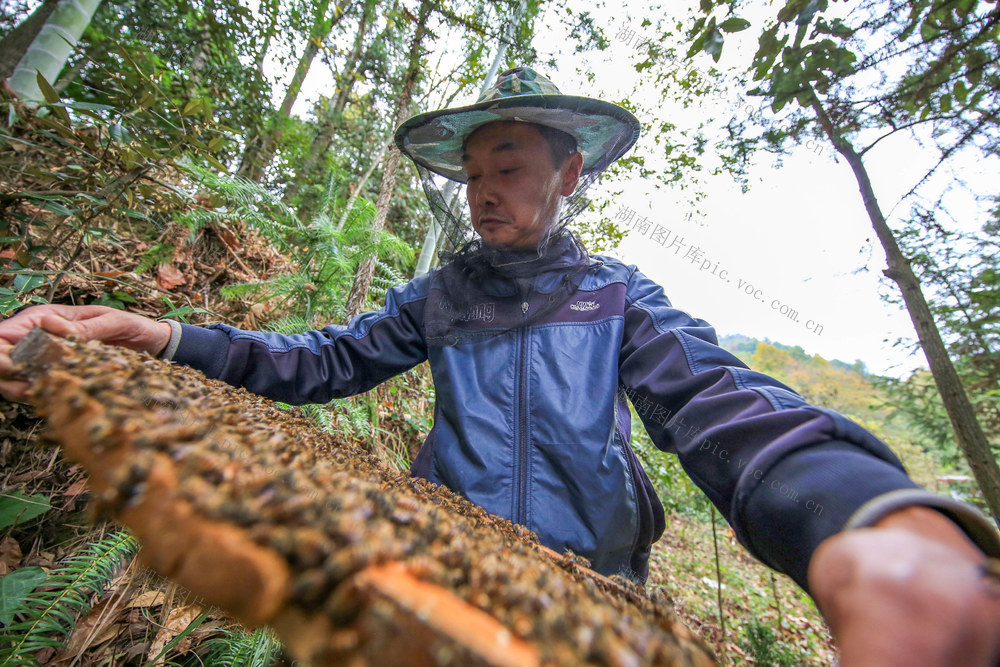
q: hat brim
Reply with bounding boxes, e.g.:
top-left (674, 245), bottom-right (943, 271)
top-left (394, 95), bottom-right (640, 183)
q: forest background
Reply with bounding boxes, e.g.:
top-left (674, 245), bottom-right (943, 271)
top-left (0, 0), bottom-right (997, 664)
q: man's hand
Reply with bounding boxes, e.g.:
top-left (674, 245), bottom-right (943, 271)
top-left (0, 305), bottom-right (172, 400)
top-left (808, 505), bottom-right (1000, 666)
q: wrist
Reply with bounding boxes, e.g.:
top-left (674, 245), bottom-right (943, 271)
top-left (844, 488), bottom-right (1000, 561)
top-left (152, 320), bottom-right (172, 357)
top-left (873, 506), bottom-right (985, 562)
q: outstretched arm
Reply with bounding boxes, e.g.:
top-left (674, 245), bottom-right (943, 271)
top-left (162, 275), bottom-right (431, 405)
top-left (618, 266), bottom-right (1000, 665)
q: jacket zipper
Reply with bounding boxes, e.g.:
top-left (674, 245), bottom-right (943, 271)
top-left (515, 281), bottom-right (530, 526)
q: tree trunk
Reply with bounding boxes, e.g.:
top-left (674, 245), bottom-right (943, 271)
top-left (285, 0), bottom-right (377, 207)
top-left (809, 91), bottom-right (1000, 523)
top-left (302, 14), bottom-right (392, 176)
top-left (0, 0), bottom-right (61, 81)
top-left (8, 0), bottom-right (103, 103)
top-left (344, 0), bottom-right (431, 320)
top-left (238, 0), bottom-right (344, 182)
top-left (336, 141), bottom-right (386, 229)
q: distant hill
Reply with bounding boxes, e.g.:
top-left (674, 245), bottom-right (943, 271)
top-left (715, 334), bottom-right (942, 487)
top-left (718, 334), bottom-right (869, 376)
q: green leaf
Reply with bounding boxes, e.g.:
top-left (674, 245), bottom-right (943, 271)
top-left (42, 201), bottom-right (76, 217)
top-left (12, 272), bottom-right (46, 293)
top-left (185, 134), bottom-right (209, 150)
top-left (0, 491), bottom-right (51, 530)
top-left (111, 291), bottom-right (137, 304)
top-left (122, 209), bottom-right (151, 221)
top-left (953, 79), bottom-right (968, 104)
top-left (159, 305), bottom-right (211, 320)
top-left (203, 154), bottom-right (230, 172)
top-left (109, 123), bottom-right (132, 145)
top-left (796, 0), bottom-right (825, 25)
top-left (720, 17), bottom-right (750, 33)
top-left (94, 292), bottom-right (127, 310)
top-left (182, 99), bottom-right (202, 116)
top-left (704, 29), bottom-right (725, 62)
top-left (60, 101), bottom-right (115, 113)
top-left (940, 93), bottom-right (952, 112)
top-left (686, 29), bottom-right (708, 59)
top-left (0, 567), bottom-right (48, 625)
top-left (34, 72), bottom-right (60, 105)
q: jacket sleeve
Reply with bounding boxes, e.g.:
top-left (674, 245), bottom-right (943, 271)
top-left (618, 266), bottom-right (925, 591)
top-left (165, 275), bottom-right (430, 405)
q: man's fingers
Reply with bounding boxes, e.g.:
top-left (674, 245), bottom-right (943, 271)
top-left (0, 378), bottom-right (30, 402)
top-left (0, 341), bottom-right (14, 377)
top-left (38, 313), bottom-right (83, 339)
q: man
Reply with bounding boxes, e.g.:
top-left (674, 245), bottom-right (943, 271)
top-left (2, 68), bottom-right (999, 665)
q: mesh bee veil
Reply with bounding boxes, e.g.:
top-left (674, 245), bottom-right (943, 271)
top-left (394, 67), bottom-right (640, 346)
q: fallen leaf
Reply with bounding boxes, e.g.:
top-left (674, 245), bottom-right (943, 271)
top-left (54, 595), bottom-right (122, 662)
top-left (126, 590), bottom-right (165, 609)
top-left (32, 647), bottom-right (55, 664)
top-left (156, 264), bottom-right (185, 290)
top-left (62, 479), bottom-right (89, 498)
top-left (146, 604), bottom-right (203, 665)
top-left (10, 469), bottom-right (47, 483)
top-left (214, 226), bottom-right (240, 251)
top-left (0, 536), bottom-right (22, 570)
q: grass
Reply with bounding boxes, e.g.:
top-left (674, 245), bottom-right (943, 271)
top-left (646, 512), bottom-right (836, 665)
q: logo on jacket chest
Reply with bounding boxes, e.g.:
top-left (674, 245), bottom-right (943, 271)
top-left (442, 300), bottom-right (495, 323)
top-left (569, 300), bottom-right (600, 312)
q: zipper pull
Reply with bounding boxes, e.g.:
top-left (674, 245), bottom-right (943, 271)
top-left (521, 301), bottom-right (529, 314)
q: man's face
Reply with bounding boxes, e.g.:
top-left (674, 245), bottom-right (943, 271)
top-left (462, 121), bottom-right (582, 250)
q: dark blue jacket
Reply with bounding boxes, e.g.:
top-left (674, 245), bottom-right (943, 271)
top-left (168, 236), bottom-right (922, 590)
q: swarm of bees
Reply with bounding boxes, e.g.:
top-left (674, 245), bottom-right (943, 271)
top-left (12, 329), bottom-right (715, 667)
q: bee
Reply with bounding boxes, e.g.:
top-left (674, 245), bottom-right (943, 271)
top-left (289, 567), bottom-right (330, 608)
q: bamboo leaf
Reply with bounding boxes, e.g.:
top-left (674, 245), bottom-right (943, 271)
top-left (720, 17), bottom-right (751, 33)
top-left (35, 73), bottom-right (72, 127)
top-left (0, 491), bottom-right (51, 530)
top-left (0, 568), bottom-right (48, 625)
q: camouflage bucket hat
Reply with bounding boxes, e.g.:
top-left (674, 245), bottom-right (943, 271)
top-left (394, 67), bottom-right (640, 183)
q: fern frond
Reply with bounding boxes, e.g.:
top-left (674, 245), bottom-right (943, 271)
top-left (299, 403), bottom-right (336, 434)
top-left (174, 158), bottom-right (302, 248)
top-left (200, 627), bottom-right (282, 667)
top-left (219, 281), bottom-right (270, 300)
top-left (0, 531), bottom-right (139, 666)
top-left (265, 315), bottom-right (312, 336)
top-left (339, 197), bottom-right (377, 232)
top-left (135, 243), bottom-right (175, 274)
